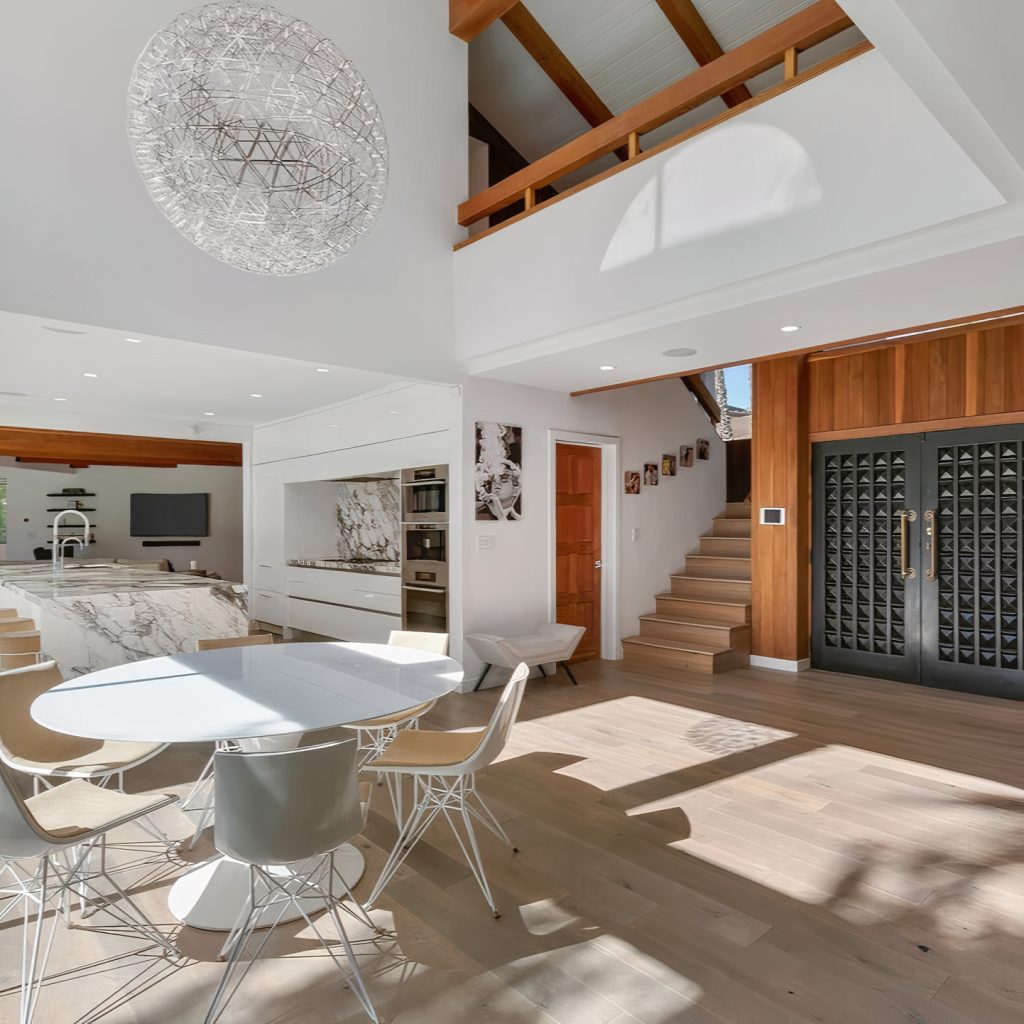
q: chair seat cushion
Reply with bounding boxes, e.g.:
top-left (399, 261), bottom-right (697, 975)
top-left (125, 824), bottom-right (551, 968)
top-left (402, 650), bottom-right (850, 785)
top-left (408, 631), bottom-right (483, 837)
top-left (465, 624), bottom-right (585, 667)
top-left (8, 740), bottom-right (165, 778)
top-left (344, 700), bottom-right (436, 731)
top-left (26, 779), bottom-right (175, 839)
top-left (369, 728), bottom-right (484, 769)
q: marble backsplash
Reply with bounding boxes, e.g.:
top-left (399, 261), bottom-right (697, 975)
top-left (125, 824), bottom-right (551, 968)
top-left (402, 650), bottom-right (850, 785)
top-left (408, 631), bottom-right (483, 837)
top-left (336, 479), bottom-right (400, 561)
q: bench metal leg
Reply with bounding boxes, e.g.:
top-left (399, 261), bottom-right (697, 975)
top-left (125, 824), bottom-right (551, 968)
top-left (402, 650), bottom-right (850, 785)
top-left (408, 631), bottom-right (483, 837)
top-left (537, 663), bottom-right (547, 677)
top-left (561, 662), bottom-right (579, 685)
top-left (473, 663), bottom-right (491, 692)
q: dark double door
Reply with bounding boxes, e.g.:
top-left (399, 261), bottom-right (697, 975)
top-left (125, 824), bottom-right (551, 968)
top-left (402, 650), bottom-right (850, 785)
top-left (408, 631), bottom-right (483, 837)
top-left (812, 424), bottom-right (1024, 700)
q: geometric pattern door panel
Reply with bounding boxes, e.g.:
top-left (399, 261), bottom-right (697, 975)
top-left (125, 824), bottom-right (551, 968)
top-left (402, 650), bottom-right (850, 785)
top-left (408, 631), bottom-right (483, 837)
top-left (812, 436), bottom-right (922, 684)
top-left (921, 427), bottom-right (1024, 699)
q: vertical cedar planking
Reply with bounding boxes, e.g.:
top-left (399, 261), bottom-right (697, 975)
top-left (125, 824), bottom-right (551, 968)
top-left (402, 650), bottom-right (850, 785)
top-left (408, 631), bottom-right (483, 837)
top-left (752, 356), bottom-right (810, 662)
top-left (965, 331), bottom-right (980, 416)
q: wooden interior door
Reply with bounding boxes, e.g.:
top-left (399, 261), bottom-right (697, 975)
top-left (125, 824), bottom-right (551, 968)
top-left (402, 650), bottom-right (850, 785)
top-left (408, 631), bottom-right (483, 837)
top-left (555, 443), bottom-right (601, 661)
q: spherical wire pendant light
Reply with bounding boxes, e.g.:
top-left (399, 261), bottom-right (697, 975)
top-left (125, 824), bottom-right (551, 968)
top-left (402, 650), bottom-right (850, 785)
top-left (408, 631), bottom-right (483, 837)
top-left (127, 2), bottom-right (388, 275)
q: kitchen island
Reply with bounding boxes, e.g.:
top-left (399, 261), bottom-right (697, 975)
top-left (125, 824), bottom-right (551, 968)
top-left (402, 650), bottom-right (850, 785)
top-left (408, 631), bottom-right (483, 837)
top-left (0, 563), bottom-right (248, 676)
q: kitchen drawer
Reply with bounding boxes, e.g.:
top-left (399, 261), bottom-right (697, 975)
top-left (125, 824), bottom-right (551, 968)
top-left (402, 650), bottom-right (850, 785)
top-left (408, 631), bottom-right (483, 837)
top-left (252, 589), bottom-right (286, 626)
top-left (288, 597), bottom-right (399, 642)
top-left (254, 561), bottom-right (286, 592)
top-left (286, 568), bottom-right (400, 609)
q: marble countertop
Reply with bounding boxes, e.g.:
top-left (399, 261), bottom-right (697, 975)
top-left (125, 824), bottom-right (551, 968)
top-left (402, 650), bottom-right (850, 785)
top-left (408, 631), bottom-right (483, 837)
top-left (287, 559), bottom-right (400, 576)
top-left (0, 563), bottom-right (245, 604)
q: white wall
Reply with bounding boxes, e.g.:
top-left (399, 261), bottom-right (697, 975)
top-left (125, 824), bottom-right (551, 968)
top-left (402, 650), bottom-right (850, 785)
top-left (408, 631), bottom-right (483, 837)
top-left (2, 463), bottom-right (244, 580)
top-left (460, 377), bottom-right (724, 679)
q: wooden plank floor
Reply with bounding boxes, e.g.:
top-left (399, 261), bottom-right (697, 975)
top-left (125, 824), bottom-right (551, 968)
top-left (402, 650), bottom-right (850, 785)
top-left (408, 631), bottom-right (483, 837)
top-left (2, 661), bottom-right (1022, 1023)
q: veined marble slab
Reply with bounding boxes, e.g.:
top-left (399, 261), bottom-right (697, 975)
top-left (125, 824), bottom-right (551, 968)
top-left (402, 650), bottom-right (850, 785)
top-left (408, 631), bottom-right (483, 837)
top-left (0, 563), bottom-right (248, 677)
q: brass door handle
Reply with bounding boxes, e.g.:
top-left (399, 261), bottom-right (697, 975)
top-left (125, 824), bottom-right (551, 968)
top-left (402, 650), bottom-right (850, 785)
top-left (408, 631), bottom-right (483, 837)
top-left (897, 509), bottom-right (917, 580)
top-left (924, 508), bottom-right (937, 581)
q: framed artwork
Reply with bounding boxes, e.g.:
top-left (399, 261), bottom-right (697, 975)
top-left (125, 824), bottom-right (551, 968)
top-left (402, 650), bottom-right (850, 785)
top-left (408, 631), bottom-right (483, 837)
top-left (624, 470), bottom-right (640, 495)
top-left (661, 454), bottom-right (677, 477)
top-left (679, 444), bottom-right (695, 468)
top-left (643, 462), bottom-right (659, 486)
top-left (697, 438), bottom-right (711, 461)
top-left (475, 422), bottom-right (523, 520)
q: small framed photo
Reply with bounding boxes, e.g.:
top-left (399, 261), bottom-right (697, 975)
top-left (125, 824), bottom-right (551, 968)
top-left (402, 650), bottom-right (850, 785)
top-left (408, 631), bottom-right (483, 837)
top-left (643, 462), bottom-right (659, 486)
top-left (661, 454), bottom-right (676, 477)
top-left (624, 470), bottom-right (640, 495)
top-left (679, 444), bottom-right (695, 468)
top-left (697, 438), bottom-right (711, 461)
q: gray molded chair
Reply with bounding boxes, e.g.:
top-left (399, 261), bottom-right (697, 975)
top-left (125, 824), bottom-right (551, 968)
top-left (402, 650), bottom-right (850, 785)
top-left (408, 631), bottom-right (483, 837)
top-left (184, 633), bottom-right (275, 842)
top-left (365, 663), bottom-right (529, 917)
top-left (205, 739), bottom-right (378, 1024)
top-left (0, 759), bottom-right (177, 1023)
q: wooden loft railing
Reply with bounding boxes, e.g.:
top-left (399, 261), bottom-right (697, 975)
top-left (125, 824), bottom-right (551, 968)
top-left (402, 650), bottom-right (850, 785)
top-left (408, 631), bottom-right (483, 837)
top-left (456, 0), bottom-right (868, 248)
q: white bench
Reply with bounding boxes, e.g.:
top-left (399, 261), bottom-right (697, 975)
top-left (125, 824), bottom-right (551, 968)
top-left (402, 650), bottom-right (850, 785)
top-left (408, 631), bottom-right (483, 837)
top-left (465, 624), bottom-right (586, 691)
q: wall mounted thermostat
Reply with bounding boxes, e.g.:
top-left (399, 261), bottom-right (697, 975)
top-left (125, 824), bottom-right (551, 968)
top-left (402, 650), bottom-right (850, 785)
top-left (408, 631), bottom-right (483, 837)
top-left (760, 507), bottom-right (786, 525)
top-left (477, 534), bottom-right (497, 551)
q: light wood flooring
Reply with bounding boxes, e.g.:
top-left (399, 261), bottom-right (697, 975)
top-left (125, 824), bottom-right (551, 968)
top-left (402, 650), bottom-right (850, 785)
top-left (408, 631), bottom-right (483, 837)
top-left (2, 660), bottom-right (1023, 1023)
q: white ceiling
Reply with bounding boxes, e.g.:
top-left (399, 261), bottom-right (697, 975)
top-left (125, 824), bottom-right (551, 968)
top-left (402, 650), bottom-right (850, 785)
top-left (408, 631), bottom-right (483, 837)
top-left (0, 0), bottom-right (465, 381)
top-left (0, 311), bottom-right (403, 428)
top-left (470, 0), bottom-right (864, 188)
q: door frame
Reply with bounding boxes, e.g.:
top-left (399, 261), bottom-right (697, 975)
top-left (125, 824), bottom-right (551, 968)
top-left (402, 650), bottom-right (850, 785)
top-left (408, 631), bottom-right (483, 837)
top-left (548, 430), bottom-right (621, 661)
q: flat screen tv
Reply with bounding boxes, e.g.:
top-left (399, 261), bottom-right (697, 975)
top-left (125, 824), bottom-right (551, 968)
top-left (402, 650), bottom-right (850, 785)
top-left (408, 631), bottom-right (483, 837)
top-left (130, 493), bottom-right (209, 537)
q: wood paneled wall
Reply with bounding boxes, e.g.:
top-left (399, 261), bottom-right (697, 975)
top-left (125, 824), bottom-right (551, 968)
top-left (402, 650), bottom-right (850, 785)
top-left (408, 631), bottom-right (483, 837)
top-left (808, 324), bottom-right (1024, 436)
top-left (752, 323), bottom-right (1024, 665)
top-left (751, 356), bottom-right (809, 663)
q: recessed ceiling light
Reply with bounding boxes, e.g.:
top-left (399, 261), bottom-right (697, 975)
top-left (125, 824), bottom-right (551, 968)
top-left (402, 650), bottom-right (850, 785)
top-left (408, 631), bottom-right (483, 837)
top-left (329, 424), bottom-right (341, 428)
top-left (389, 410), bottom-right (398, 415)
top-left (780, 324), bottom-right (801, 333)
top-left (249, 393), bottom-right (263, 398)
top-left (316, 367), bottom-right (330, 373)
top-left (662, 347), bottom-right (698, 358)
top-left (83, 372), bottom-right (98, 378)
top-left (53, 397), bottom-right (68, 402)
top-left (599, 364), bottom-right (617, 371)
top-left (125, 337), bottom-right (143, 343)
top-left (203, 411), bottom-right (216, 416)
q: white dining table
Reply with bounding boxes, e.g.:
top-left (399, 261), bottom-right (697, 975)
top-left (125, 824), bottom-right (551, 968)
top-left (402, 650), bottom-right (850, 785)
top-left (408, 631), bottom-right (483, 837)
top-left (31, 641), bottom-right (463, 930)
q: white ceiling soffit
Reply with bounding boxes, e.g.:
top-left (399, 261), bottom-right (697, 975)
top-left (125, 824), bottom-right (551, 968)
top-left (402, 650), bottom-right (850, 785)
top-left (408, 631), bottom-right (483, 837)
top-left (0, 311), bottom-right (405, 428)
top-left (456, 45), bottom-right (1022, 392)
top-left (477, 234), bottom-right (1024, 392)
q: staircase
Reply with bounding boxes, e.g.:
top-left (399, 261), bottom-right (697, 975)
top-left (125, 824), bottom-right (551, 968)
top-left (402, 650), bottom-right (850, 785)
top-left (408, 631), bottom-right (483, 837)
top-left (622, 501), bottom-right (752, 673)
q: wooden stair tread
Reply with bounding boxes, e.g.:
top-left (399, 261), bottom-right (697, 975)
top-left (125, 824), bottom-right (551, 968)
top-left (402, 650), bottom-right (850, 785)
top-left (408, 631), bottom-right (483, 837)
top-left (656, 592), bottom-right (750, 607)
top-left (669, 574), bottom-right (751, 583)
top-left (640, 613), bottom-right (741, 630)
top-left (622, 635), bottom-right (731, 656)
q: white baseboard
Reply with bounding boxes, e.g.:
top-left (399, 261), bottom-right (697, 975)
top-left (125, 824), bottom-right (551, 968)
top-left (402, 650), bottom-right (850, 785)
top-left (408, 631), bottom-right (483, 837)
top-left (749, 655), bottom-right (811, 673)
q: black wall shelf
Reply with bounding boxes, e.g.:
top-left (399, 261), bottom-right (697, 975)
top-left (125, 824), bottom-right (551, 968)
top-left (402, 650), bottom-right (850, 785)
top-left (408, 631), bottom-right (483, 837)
top-left (46, 493), bottom-right (96, 498)
top-left (46, 508), bottom-right (96, 512)
top-left (142, 540), bottom-right (200, 547)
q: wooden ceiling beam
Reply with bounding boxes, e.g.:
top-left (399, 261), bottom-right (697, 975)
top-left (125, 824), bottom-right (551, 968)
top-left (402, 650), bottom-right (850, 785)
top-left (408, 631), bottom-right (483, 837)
top-left (458, 0), bottom-right (853, 225)
top-left (0, 427), bottom-right (242, 467)
top-left (500, 4), bottom-right (629, 161)
top-left (450, 0), bottom-right (520, 41)
top-left (654, 0), bottom-right (753, 107)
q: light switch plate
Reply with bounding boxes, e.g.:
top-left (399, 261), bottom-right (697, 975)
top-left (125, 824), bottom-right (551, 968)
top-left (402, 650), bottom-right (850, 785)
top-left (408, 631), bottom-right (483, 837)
top-left (760, 507), bottom-right (785, 525)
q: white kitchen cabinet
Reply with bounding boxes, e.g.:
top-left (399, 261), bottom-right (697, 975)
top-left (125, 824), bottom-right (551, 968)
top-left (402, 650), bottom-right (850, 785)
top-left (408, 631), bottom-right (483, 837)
top-left (287, 597), bottom-right (399, 642)
top-left (252, 589), bottom-right (287, 626)
top-left (286, 567), bottom-right (400, 610)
